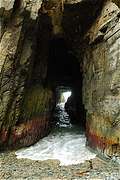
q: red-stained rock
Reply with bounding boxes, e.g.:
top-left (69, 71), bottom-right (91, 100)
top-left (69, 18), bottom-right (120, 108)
top-left (0, 115), bottom-right (51, 150)
top-left (83, 1), bottom-right (120, 159)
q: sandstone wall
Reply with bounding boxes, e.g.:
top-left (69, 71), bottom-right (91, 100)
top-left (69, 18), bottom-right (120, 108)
top-left (83, 1), bottom-right (120, 159)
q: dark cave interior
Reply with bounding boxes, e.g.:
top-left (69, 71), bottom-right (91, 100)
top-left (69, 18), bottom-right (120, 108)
top-left (14, 0), bottom-right (107, 136)
top-left (44, 0), bottom-right (105, 129)
top-left (28, 0), bottom-right (105, 129)
top-left (47, 37), bottom-right (81, 86)
top-left (47, 37), bottom-right (86, 127)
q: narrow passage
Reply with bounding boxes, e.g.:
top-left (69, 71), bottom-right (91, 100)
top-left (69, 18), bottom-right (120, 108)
top-left (16, 103), bottom-right (96, 166)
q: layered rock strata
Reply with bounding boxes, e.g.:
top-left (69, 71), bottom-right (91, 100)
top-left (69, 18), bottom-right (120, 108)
top-left (0, 0), bottom-right (55, 150)
top-left (83, 1), bottom-right (120, 159)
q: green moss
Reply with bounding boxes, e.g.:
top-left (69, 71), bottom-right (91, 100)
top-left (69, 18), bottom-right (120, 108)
top-left (22, 85), bottom-right (53, 120)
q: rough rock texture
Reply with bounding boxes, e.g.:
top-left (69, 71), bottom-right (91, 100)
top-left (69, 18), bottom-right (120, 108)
top-left (112, 0), bottom-right (120, 8)
top-left (83, 1), bottom-right (120, 159)
top-left (0, 0), bottom-right (42, 39)
top-left (0, 0), bottom-right (55, 150)
top-left (65, 93), bottom-right (86, 126)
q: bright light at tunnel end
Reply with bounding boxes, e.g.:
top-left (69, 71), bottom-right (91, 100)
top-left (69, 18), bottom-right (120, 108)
top-left (62, 91), bottom-right (72, 103)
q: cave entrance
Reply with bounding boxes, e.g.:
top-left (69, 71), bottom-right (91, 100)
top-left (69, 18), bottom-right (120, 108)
top-left (56, 86), bottom-right (72, 105)
top-left (54, 86), bottom-right (72, 128)
top-left (47, 36), bottom-right (86, 129)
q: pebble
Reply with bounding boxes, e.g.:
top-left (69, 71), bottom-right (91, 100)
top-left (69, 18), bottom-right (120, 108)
top-left (0, 151), bottom-right (120, 180)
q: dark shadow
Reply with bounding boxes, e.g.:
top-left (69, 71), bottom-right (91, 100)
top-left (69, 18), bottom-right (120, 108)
top-left (46, 36), bottom-right (86, 129)
top-left (62, 0), bottom-right (105, 44)
top-left (47, 37), bottom-right (80, 87)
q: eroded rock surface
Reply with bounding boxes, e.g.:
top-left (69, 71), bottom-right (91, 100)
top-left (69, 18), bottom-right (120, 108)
top-left (0, 0), bottom-right (54, 150)
top-left (83, 1), bottom-right (120, 159)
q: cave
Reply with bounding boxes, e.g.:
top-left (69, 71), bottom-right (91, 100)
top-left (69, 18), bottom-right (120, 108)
top-left (47, 36), bottom-right (85, 127)
top-left (0, 0), bottom-right (120, 164)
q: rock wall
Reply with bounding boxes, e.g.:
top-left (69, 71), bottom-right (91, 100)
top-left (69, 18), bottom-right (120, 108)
top-left (0, 0), bottom-right (55, 150)
top-left (83, 1), bottom-right (120, 159)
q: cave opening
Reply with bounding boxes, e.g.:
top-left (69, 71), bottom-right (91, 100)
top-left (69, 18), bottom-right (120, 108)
top-left (46, 36), bottom-right (86, 130)
top-left (26, 0), bottom-right (106, 139)
top-left (55, 86), bottom-right (72, 105)
top-left (54, 86), bottom-right (72, 127)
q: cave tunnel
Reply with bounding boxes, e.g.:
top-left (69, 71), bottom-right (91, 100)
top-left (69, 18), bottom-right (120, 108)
top-left (47, 36), bottom-right (86, 128)
top-left (0, 0), bottom-right (120, 166)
